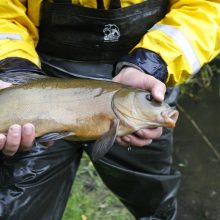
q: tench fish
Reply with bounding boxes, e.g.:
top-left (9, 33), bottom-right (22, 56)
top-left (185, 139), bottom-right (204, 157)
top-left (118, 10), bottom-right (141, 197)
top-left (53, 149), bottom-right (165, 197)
top-left (0, 77), bottom-right (178, 161)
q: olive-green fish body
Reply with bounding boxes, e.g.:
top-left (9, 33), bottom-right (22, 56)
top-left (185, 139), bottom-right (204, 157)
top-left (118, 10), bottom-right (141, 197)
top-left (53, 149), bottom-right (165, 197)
top-left (0, 79), bottom-right (119, 139)
top-left (0, 78), bottom-right (179, 160)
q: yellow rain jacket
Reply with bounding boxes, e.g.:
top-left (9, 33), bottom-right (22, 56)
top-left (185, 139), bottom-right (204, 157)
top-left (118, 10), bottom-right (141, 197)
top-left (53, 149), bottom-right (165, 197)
top-left (0, 0), bottom-right (220, 86)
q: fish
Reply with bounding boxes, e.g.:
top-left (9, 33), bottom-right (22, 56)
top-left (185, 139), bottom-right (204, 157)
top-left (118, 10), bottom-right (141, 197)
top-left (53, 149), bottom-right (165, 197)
top-left (0, 76), bottom-right (179, 161)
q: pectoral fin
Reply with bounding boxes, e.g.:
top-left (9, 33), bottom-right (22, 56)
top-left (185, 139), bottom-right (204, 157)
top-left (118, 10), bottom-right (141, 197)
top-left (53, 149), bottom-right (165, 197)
top-left (36, 131), bottom-right (75, 143)
top-left (92, 119), bottom-right (119, 162)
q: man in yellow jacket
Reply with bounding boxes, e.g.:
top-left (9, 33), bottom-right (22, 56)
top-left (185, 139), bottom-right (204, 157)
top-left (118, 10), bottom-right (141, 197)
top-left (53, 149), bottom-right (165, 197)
top-left (0, 0), bottom-right (220, 220)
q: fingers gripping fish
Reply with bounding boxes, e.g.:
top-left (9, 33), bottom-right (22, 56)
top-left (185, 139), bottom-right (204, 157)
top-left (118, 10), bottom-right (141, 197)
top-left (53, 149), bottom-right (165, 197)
top-left (0, 76), bottom-right (178, 161)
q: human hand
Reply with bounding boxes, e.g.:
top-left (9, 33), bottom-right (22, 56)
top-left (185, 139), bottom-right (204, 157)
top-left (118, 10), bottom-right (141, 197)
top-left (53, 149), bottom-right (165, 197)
top-left (112, 67), bottom-right (166, 147)
top-left (0, 80), bottom-right (36, 156)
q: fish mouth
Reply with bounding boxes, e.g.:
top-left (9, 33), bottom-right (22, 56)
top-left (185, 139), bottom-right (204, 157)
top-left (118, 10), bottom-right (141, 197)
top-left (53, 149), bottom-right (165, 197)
top-left (161, 108), bottom-right (179, 128)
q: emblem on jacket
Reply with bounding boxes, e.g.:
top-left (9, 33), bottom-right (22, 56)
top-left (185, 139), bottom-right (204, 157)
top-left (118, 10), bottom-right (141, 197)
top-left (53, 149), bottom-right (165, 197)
top-left (103, 24), bottom-right (120, 42)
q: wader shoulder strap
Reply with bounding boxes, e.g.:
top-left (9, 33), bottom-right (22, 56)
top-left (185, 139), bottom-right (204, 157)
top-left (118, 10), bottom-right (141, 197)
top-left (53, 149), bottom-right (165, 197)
top-left (97, 0), bottom-right (104, 9)
top-left (53, 0), bottom-right (71, 3)
top-left (97, 0), bottom-right (121, 9)
top-left (109, 0), bottom-right (121, 9)
top-left (53, 0), bottom-right (121, 8)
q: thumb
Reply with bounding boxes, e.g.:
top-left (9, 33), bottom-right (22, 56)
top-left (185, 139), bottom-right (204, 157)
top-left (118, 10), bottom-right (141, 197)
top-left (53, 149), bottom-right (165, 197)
top-left (143, 75), bottom-right (166, 102)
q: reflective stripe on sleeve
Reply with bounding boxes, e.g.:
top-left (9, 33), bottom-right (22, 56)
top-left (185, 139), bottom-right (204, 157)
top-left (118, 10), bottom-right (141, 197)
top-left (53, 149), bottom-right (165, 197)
top-left (0, 33), bottom-right (22, 40)
top-left (149, 24), bottom-right (201, 75)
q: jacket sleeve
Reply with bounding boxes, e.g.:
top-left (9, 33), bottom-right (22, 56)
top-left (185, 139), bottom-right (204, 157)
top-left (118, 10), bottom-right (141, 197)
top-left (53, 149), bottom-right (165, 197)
top-left (118, 0), bottom-right (220, 87)
top-left (0, 0), bottom-right (40, 70)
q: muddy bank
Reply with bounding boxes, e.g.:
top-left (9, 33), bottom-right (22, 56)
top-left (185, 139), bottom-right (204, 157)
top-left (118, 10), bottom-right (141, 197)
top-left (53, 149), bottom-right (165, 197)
top-left (173, 73), bottom-right (220, 220)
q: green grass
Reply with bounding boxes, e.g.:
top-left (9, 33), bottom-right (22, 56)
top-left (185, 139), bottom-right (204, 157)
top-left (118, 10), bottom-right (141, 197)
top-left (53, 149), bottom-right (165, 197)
top-left (179, 57), bottom-right (220, 99)
top-left (62, 154), bottom-right (134, 220)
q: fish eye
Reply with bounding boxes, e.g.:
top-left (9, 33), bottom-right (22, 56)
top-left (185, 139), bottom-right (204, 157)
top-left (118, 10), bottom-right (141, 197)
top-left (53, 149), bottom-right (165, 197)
top-left (145, 94), bottom-right (153, 101)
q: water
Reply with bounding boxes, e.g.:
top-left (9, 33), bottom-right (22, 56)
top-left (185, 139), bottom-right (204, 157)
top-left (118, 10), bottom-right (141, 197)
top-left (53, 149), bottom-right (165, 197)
top-left (173, 74), bottom-right (220, 220)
